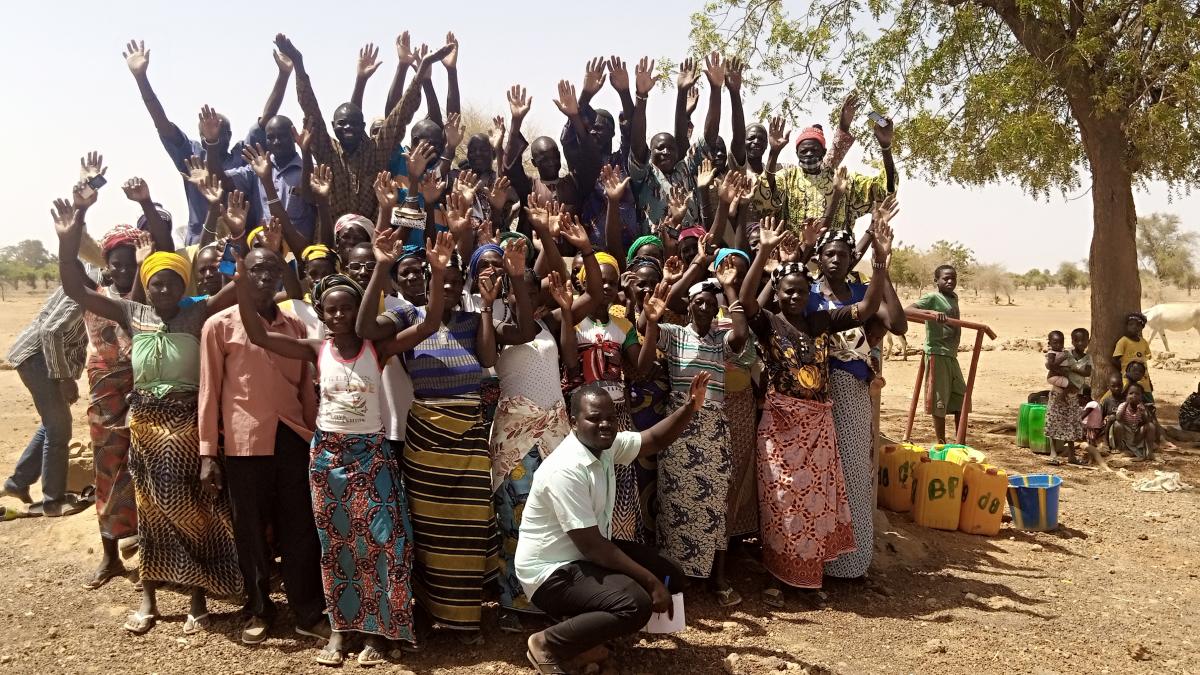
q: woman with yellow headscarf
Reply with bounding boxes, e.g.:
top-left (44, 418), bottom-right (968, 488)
top-left (55, 185), bottom-right (246, 637)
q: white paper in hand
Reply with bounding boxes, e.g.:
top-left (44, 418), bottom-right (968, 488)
top-left (642, 592), bottom-right (685, 633)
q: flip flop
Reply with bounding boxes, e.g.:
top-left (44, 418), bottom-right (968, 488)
top-left (182, 612), bottom-right (211, 635)
top-left (82, 565), bottom-right (128, 590)
top-left (123, 611), bottom-right (157, 635)
top-left (315, 646), bottom-right (343, 666)
top-left (716, 586), bottom-right (743, 608)
top-left (357, 644), bottom-right (386, 667)
top-left (763, 588), bottom-right (785, 608)
top-left (526, 635), bottom-right (568, 674)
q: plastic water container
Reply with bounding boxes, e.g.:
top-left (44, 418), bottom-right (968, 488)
top-left (1026, 405), bottom-right (1050, 454)
top-left (929, 444), bottom-right (987, 465)
top-left (877, 443), bottom-right (925, 512)
top-left (911, 457), bottom-right (964, 530)
top-left (1016, 403), bottom-right (1036, 447)
top-left (1006, 474), bottom-right (1062, 531)
top-left (959, 464), bottom-right (1008, 536)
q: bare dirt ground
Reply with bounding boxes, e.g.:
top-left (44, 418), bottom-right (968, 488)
top-left (0, 286), bottom-right (1197, 674)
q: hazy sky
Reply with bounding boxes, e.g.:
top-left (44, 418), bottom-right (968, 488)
top-left (2, 0), bottom-right (1196, 272)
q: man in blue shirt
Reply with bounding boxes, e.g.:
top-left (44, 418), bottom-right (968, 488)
top-left (223, 116), bottom-right (316, 240)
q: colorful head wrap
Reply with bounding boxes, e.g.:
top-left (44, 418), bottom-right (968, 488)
top-left (712, 247), bottom-right (750, 271)
top-left (139, 251), bottom-right (191, 289)
top-left (312, 273), bottom-right (363, 306)
top-left (687, 278), bottom-right (721, 299)
top-left (626, 235), bottom-right (664, 262)
top-left (578, 251), bottom-right (620, 283)
top-left (301, 244), bottom-right (338, 263)
top-left (398, 244), bottom-right (426, 262)
top-left (816, 228), bottom-right (856, 252)
top-left (679, 226), bottom-right (706, 241)
top-left (498, 231), bottom-right (534, 266)
top-left (100, 224), bottom-right (139, 256)
top-left (469, 243), bottom-right (505, 279)
top-left (771, 261), bottom-right (809, 286)
top-left (796, 124), bottom-right (826, 149)
top-left (333, 214), bottom-right (375, 243)
top-left (628, 256), bottom-right (663, 276)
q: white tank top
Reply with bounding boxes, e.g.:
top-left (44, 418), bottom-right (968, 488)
top-left (316, 340), bottom-right (384, 434)
top-left (496, 320), bottom-right (565, 409)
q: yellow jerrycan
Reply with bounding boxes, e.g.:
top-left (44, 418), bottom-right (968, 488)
top-left (911, 456), bottom-right (964, 530)
top-left (958, 464), bottom-right (1008, 536)
top-left (877, 443), bottom-right (924, 512)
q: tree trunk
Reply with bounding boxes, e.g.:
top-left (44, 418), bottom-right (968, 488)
top-left (1082, 123), bottom-right (1141, 391)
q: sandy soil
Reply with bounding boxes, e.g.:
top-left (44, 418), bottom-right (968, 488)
top-left (0, 286), bottom-right (1197, 674)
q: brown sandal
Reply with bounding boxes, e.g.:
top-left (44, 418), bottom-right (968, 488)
top-left (526, 634), bottom-right (568, 674)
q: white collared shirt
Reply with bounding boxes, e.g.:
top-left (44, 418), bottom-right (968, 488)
top-left (515, 430), bottom-right (641, 598)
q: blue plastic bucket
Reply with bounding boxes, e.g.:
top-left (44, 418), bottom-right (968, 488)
top-left (1006, 474), bottom-right (1062, 531)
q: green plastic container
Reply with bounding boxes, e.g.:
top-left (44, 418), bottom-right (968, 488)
top-left (1016, 403), bottom-right (1034, 447)
top-left (1027, 404), bottom-right (1049, 454)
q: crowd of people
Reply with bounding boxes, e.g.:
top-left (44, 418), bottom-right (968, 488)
top-left (1, 32), bottom-right (910, 671)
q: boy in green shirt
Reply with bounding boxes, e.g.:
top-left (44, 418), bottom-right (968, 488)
top-left (907, 265), bottom-right (964, 443)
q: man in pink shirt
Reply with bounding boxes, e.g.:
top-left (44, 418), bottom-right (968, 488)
top-left (198, 247), bottom-right (328, 645)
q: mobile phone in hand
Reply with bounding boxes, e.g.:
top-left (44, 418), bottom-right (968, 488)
top-left (218, 241), bottom-right (237, 276)
top-left (867, 111), bottom-right (889, 127)
top-left (87, 174), bottom-right (107, 190)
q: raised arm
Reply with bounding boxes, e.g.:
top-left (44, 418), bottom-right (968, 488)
top-left (874, 115), bottom-right (898, 194)
top-left (727, 57), bottom-right (747, 166)
top-left (715, 257), bottom-right (749, 354)
top-left (356, 226), bottom-right (404, 342)
top-left (476, 270), bottom-right (499, 368)
top-left (350, 43), bottom-right (382, 110)
top-left (233, 252), bottom-right (319, 361)
top-left (54, 189), bottom-right (125, 325)
top-left (503, 85), bottom-right (534, 199)
top-left (376, 42), bottom-right (454, 158)
top-left (630, 57), bottom-right (656, 164)
top-left (739, 217), bottom-right (787, 319)
top-left (640, 371), bottom-right (707, 456)
top-left (442, 32), bottom-right (460, 116)
top-left (764, 116), bottom-right (789, 195)
top-left (493, 240), bottom-right (536, 345)
top-left (701, 51), bottom-right (724, 148)
top-left (274, 34), bottom-right (334, 159)
top-left (244, 144), bottom-right (311, 254)
top-left (548, 270), bottom-right (580, 378)
top-left (309, 164), bottom-right (335, 247)
top-left (385, 32), bottom-right (415, 116)
top-left (378, 232), bottom-right (456, 360)
top-left (121, 177), bottom-right (174, 252)
top-left (635, 282), bottom-right (669, 376)
top-left (674, 58), bottom-right (700, 160)
top-left (526, 193), bottom-right (565, 276)
top-left (600, 166), bottom-right (631, 270)
top-left (122, 40), bottom-right (175, 138)
top-left (263, 49), bottom-right (293, 124)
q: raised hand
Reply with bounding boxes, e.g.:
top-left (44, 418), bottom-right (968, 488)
top-left (198, 105), bottom-right (223, 144)
top-left (768, 116), bottom-right (789, 152)
top-left (687, 371), bottom-right (711, 411)
top-left (273, 34), bottom-right (304, 70)
top-left (122, 177), bottom-right (150, 203)
top-left (489, 115), bottom-right (506, 149)
top-left (778, 230), bottom-right (801, 263)
top-left (72, 181), bottom-right (97, 210)
top-left (502, 238), bottom-right (528, 277)
top-left (454, 169), bottom-right (481, 203)
top-left (677, 57), bottom-right (700, 91)
top-left (870, 200), bottom-right (896, 261)
top-left (643, 281), bottom-right (670, 322)
top-left (716, 256), bottom-right (739, 287)
top-left (428, 230), bottom-right (455, 270)
top-left (261, 217), bottom-right (284, 252)
top-left (663, 256), bottom-right (684, 285)
top-left (296, 117), bottom-right (315, 152)
top-left (445, 112), bottom-right (464, 150)
top-left (395, 31), bottom-right (414, 67)
top-left (357, 43), bottom-right (381, 79)
top-left (414, 42), bottom-right (454, 80)
top-left (635, 57), bottom-right (657, 97)
top-left (839, 91), bottom-right (862, 133)
top-left (608, 55), bottom-right (629, 92)
top-left (409, 43), bottom-right (430, 72)
top-left (477, 268), bottom-right (501, 304)
top-left (485, 175), bottom-right (511, 211)
top-left (696, 232), bottom-right (717, 266)
top-left (79, 151), bottom-right (107, 184)
top-left (686, 87), bottom-right (700, 116)
top-left (507, 84), bottom-right (532, 124)
top-left (476, 218), bottom-right (498, 246)
top-left (242, 144), bottom-right (273, 180)
top-left (726, 56), bottom-right (745, 93)
top-left (524, 192), bottom-right (553, 232)
top-left (874, 113), bottom-right (895, 148)
top-left (419, 173), bottom-right (446, 204)
top-left (442, 31), bottom-right (459, 68)
top-left (181, 155), bottom-right (209, 188)
top-left (582, 57), bottom-right (607, 98)
top-left (833, 165), bottom-right (850, 194)
top-left (799, 217), bottom-right (824, 250)
top-left (600, 164), bottom-right (630, 203)
top-left (547, 270), bottom-right (573, 309)
top-left (697, 157), bottom-right (716, 190)
top-left (553, 80), bottom-right (580, 118)
top-left (123, 39), bottom-right (149, 77)
top-left (374, 171), bottom-right (399, 210)
top-left (223, 190), bottom-right (248, 237)
top-left (444, 191), bottom-right (473, 239)
top-left (133, 231), bottom-right (154, 265)
top-left (558, 213), bottom-right (591, 250)
top-left (50, 199), bottom-right (77, 238)
top-left (199, 173), bottom-right (224, 206)
top-left (372, 223), bottom-right (405, 264)
top-left (703, 51), bottom-right (725, 89)
top-left (310, 164), bottom-right (332, 200)
top-left (718, 170), bottom-right (747, 205)
top-left (273, 48), bottom-right (293, 74)
top-left (666, 186), bottom-right (689, 223)
top-left (404, 140), bottom-right (437, 180)
top-left (757, 216), bottom-right (787, 252)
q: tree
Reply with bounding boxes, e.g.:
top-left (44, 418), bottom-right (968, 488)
top-left (888, 242), bottom-right (931, 290)
top-left (689, 0), bottom-right (1200, 389)
top-left (1136, 212), bottom-right (1198, 286)
top-left (1057, 261), bottom-right (1085, 293)
top-left (0, 240), bottom-right (55, 270)
top-left (975, 262), bottom-right (1014, 304)
top-left (928, 240), bottom-right (975, 290)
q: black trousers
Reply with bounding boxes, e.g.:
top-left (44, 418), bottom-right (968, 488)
top-left (530, 540), bottom-right (683, 660)
top-left (224, 423), bottom-right (324, 628)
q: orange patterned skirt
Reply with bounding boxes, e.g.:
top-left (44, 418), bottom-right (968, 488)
top-left (757, 392), bottom-right (855, 588)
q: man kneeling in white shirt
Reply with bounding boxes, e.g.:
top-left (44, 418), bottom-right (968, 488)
top-left (516, 374), bottom-right (711, 673)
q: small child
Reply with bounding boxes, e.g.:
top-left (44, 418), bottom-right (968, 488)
top-left (1045, 330), bottom-right (1070, 392)
top-left (1099, 372), bottom-right (1123, 451)
top-left (1079, 386), bottom-right (1105, 465)
top-left (1111, 383), bottom-right (1157, 460)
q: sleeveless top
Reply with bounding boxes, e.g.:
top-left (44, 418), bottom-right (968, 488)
top-left (496, 319), bottom-right (564, 409)
top-left (316, 340), bottom-right (384, 434)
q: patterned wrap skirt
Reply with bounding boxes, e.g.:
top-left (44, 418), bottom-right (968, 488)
top-left (1046, 388), bottom-right (1083, 442)
top-left (402, 396), bottom-right (499, 630)
top-left (310, 429), bottom-right (415, 640)
top-left (87, 365), bottom-right (136, 540)
top-left (824, 369), bottom-right (875, 578)
top-left (490, 396), bottom-right (571, 613)
top-left (127, 393), bottom-right (241, 599)
top-left (725, 387), bottom-right (760, 538)
top-left (757, 392), bottom-right (855, 588)
top-left (656, 394), bottom-right (731, 578)
top-left (627, 376), bottom-right (670, 544)
top-left (608, 399), bottom-right (646, 543)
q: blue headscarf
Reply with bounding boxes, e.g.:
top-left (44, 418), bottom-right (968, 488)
top-left (469, 244), bottom-right (504, 279)
top-left (398, 244), bottom-right (426, 262)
